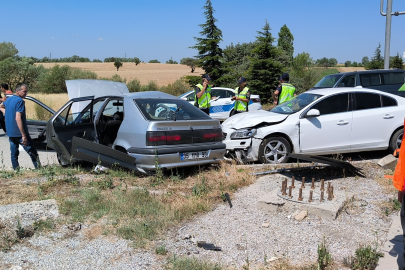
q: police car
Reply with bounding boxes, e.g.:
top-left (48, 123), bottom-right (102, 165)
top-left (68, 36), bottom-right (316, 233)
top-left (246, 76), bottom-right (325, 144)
top-left (179, 87), bottom-right (262, 121)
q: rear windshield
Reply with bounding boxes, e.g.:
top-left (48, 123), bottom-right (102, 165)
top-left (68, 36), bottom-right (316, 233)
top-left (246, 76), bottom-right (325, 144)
top-left (314, 74), bottom-right (344, 88)
top-left (134, 98), bottom-right (211, 121)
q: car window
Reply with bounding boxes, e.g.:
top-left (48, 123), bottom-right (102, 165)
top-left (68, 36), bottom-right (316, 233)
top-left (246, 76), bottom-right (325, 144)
top-left (101, 99), bottom-right (124, 118)
top-left (314, 74), bottom-right (344, 88)
top-left (381, 95), bottom-right (397, 107)
top-left (360, 74), bottom-right (382, 87)
top-left (354, 93), bottom-right (381, 110)
top-left (227, 90), bottom-right (235, 98)
top-left (55, 99), bottom-right (105, 127)
top-left (135, 98), bottom-right (211, 121)
top-left (271, 93), bottom-right (322, 115)
top-left (383, 72), bottom-right (405, 85)
top-left (211, 90), bottom-right (225, 98)
top-left (24, 99), bottom-right (53, 121)
top-left (310, 93), bottom-right (349, 115)
top-left (337, 75), bottom-right (355, 87)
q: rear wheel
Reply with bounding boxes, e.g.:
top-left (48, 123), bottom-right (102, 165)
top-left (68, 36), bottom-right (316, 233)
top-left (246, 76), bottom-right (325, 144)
top-left (389, 128), bottom-right (403, 153)
top-left (258, 136), bottom-right (291, 164)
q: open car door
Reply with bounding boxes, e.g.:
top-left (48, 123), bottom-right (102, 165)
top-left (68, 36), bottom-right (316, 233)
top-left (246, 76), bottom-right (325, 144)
top-left (71, 137), bottom-right (137, 170)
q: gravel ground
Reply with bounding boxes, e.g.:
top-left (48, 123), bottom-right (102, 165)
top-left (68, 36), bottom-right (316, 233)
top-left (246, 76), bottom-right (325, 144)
top-left (0, 161), bottom-right (395, 269)
top-left (164, 165), bottom-right (394, 268)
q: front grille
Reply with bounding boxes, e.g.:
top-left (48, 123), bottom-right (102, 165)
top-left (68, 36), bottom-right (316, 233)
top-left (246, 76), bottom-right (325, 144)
top-left (222, 133), bottom-right (227, 141)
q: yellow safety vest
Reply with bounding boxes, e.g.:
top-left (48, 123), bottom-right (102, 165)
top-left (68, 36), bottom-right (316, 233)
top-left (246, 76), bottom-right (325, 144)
top-left (234, 87), bottom-right (249, 112)
top-left (279, 83), bottom-right (295, 104)
top-left (195, 84), bottom-right (212, 109)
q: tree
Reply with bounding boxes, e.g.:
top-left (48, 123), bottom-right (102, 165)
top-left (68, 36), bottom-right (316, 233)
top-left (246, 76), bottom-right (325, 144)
top-left (0, 42), bottom-right (18, 61)
top-left (134, 57), bottom-right (140, 65)
top-left (328, 58), bottom-right (338, 67)
top-left (344, 61), bottom-right (352, 67)
top-left (316, 57), bottom-right (331, 68)
top-left (277, 24), bottom-right (294, 68)
top-left (290, 52), bottom-right (322, 94)
top-left (166, 59), bottom-right (178, 64)
top-left (148, 59), bottom-right (160, 63)
top-left (114, 60), bottom-right (123, 71)
top-left (180, 57), bottom-right (199, 73)
top-left (191, 0), bottom-right (224, 82)
top-left (362, 56), bottom-right (369, 66)
top-left (0, 57), bottom-right (44, 91)
top-left (351, 61), bottom-right (358, 67)
top-left (391, 53), bottom-right (404, 69)
top-left (366, 43), bottom-right (384, 70)
top-left (248, 20), bottom-right (283, 103)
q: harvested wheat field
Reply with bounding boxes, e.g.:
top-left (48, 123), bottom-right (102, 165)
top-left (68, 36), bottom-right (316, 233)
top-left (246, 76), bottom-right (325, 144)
top-left (336, 66), bottom-right (365, 72)
top-left (35, 62), bottom-right (204, 87)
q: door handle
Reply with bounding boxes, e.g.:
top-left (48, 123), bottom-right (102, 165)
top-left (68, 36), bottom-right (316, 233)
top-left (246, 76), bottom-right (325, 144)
top-left (337, 120), bottom-right (349, 125)
top-left (383, 114), bottom-right (394, 119)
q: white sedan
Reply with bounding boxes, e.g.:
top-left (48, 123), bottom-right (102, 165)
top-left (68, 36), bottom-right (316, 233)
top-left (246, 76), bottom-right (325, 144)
top-left (179, 87), bottom-right (262, 121)
top-left (222, 88), bottom-right (404, 163)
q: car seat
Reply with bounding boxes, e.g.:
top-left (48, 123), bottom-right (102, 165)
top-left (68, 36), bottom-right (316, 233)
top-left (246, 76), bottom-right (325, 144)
top-left (102, 112), bottom-right (123, 146)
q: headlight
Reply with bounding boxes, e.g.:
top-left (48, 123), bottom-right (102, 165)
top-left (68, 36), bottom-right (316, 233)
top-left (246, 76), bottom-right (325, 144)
top-left (230, 129), bottom-right (257, 140)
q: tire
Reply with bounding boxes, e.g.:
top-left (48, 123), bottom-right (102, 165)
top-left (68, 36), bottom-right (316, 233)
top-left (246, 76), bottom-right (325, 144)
top-left (258, 136), bottom-right (291, 164)
top-left (389, 128), bottom-right (403, 153)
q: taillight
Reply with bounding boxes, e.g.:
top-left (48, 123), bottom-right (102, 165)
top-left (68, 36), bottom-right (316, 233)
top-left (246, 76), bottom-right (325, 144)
top-left (147, 131), bottom-right (184, 146)
top-left (203, 132), bottom-right (222, 141)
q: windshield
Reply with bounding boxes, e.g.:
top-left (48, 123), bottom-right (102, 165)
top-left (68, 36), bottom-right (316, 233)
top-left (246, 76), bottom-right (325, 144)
top-left (270, 93), bottom-right (322, 115)
top-left (135, 98), bottom-right (211, 121)
top-left (314, 74), bottom-right (344, 88)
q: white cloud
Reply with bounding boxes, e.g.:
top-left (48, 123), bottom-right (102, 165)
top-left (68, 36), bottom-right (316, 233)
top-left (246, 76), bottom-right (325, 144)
top-left (98, 38), bottom-right (104, 41)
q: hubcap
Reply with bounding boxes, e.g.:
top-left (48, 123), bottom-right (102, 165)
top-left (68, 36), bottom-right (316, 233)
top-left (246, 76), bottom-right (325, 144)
top-left (263, 140), bottom-right (287, 163)
top-left (396, 131), bottom-right (403, 149)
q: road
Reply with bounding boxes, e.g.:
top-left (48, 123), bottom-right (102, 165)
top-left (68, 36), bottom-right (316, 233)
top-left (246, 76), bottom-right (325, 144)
top-left (0, 130), bottom-right (58, 170)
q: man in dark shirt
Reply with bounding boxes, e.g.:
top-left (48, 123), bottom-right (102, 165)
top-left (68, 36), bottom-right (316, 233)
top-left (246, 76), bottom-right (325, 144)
top-left (0, 84), bottom-right (40, 170)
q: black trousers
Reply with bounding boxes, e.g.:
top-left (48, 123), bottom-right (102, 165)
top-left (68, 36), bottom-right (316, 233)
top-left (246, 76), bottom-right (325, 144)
top-left (200, 108), bottom-right (210, 115)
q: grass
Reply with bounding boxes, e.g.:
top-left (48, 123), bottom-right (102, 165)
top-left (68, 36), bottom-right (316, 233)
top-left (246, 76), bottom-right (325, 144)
top-left (167, 256), bottom-right (222, 270)
top-left (344, 245), bottom-right (383, 270)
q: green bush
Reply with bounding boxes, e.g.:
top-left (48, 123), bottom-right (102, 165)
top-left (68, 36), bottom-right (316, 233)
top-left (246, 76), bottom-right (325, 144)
top-left (184, 76), bottom-right (201, 88)
top-left (168, 256), bottom-right (222, 270)
top-left (141, 80), bottom-right (159, 91)
top-left (160, 79), bottom-right (189, 96)
top-left (349, 245), bottom-right (383, 269)
top-left (127, 79), bottom-right (142, 92)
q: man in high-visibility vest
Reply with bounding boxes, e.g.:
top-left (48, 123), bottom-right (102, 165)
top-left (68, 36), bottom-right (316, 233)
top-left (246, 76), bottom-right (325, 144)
top-left (273, 73), bottom-right (296, 105)
top-left (393, 120), bottom-right (405, 269)
top-left (230, 77), bottom-right (251, 116)
top-left (194, 74), bottom-right (214, 115)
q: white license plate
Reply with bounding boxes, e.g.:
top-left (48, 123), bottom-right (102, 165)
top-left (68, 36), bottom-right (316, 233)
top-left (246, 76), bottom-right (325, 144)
top-left (180, 151), bottom-right (209, 160)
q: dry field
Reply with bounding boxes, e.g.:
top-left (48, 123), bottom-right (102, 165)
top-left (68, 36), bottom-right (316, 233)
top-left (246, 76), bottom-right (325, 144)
top-left (35, 62), bottom-right (204, 87)
top-left (336, 66), bottom-right (365, 72)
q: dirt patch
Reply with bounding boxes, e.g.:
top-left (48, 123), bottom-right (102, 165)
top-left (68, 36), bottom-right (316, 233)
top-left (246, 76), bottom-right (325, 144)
top-left (85, 225), bottom-right (103, 240)
top-left (35, 62), bottom-right (204, 87)
top-left (336, 67), bottom-right (366, 73)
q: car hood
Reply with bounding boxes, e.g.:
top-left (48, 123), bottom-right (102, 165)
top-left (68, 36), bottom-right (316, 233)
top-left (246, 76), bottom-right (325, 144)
top-left (66, 79), bottom-right (129, 99)
top-left (222, 110), bottom-right (288, 129)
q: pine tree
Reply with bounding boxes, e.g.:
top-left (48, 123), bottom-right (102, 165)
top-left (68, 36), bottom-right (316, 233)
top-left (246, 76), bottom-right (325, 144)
top-left (366, 43), bottom-right (384, 69)
top-left (277, 25), bottom-right (294, 68)
top-left (248, 21), bottom-right (283, 103)
top-left (191, 0), bottom-right (223, 82)
top-left (391, 53), bottom-right (404, 69)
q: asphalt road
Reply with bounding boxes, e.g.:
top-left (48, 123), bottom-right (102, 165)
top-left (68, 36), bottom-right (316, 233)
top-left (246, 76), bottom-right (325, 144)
top-left (0, 130), bottom-right (58, 170)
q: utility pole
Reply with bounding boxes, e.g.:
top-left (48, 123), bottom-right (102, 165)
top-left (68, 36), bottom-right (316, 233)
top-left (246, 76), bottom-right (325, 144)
top-left (380, 0), bottom-right (405, 69)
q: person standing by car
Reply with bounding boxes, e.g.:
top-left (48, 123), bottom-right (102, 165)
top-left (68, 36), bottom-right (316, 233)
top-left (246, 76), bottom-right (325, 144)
top-left (194, 74), bottom-right (213, 115)
top-left (273, 73), bottom-right (296, 105)
top-left (0, 84), bottom-right (40, 170)
top-left (230, 77), bottom-right (251, 116)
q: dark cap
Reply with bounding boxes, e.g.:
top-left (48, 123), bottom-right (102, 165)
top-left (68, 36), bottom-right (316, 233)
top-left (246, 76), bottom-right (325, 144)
top-left (237, 77), bottom-right (247, 83)
top-left (202, 74), bottom-right (212, 81)
top-left (281, 73), bottom-right (289, 81)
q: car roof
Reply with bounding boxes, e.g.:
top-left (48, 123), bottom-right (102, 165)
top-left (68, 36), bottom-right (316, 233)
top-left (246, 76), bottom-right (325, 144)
top-left (123, 91), bottom-right (179, 99)
top-left (325, 69), bottom-right (405, 76)
top-left (306, 87), bottom-right (405, 98)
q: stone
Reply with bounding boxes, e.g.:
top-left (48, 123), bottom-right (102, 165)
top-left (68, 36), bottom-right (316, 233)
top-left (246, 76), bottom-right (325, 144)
top-left (261, 222), bottom-right (270, 228)
top-left (378, 154), bottom-right (398, 171)
top-left (294, 210), bottom-right (308, 221)
top-left (182, 234), bottom-right (191, 240)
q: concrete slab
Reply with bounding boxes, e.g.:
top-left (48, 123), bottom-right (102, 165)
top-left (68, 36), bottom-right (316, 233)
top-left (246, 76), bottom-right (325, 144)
top-left (378, 154), bottom-right (398, 172)
top-left (257, 179), bottom-right (354, 220)
top-left (376, 211), bottom-right (404, 270)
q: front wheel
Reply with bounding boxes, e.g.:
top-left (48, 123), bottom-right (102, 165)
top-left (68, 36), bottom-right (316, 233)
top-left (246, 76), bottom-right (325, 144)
top-left (258, 136), bottom-right (291, 164)
top-left (389, 128), bottom-right (403, 153)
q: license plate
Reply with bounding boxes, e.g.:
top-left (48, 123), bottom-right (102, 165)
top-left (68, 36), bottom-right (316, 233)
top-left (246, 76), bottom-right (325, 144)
top-left (180, 151), bottom-right (209, 160)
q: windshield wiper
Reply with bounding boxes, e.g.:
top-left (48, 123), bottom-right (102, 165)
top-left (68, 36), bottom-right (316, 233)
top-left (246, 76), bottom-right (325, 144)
top-left (173, 105), bottom-right (184, 121)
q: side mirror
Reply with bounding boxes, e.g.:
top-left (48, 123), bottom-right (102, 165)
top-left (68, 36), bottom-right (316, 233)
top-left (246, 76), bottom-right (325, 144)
top-left (305, 109), bottom-right (320, 118)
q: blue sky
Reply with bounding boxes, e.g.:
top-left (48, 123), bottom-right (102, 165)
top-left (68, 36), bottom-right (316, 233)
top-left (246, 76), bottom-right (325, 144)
top-left (2, 0), bottom-right (405, 63)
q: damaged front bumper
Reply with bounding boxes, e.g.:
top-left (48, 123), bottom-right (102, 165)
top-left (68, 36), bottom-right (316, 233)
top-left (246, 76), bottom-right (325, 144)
top-left (222, 127), bottom-right (261, 163)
